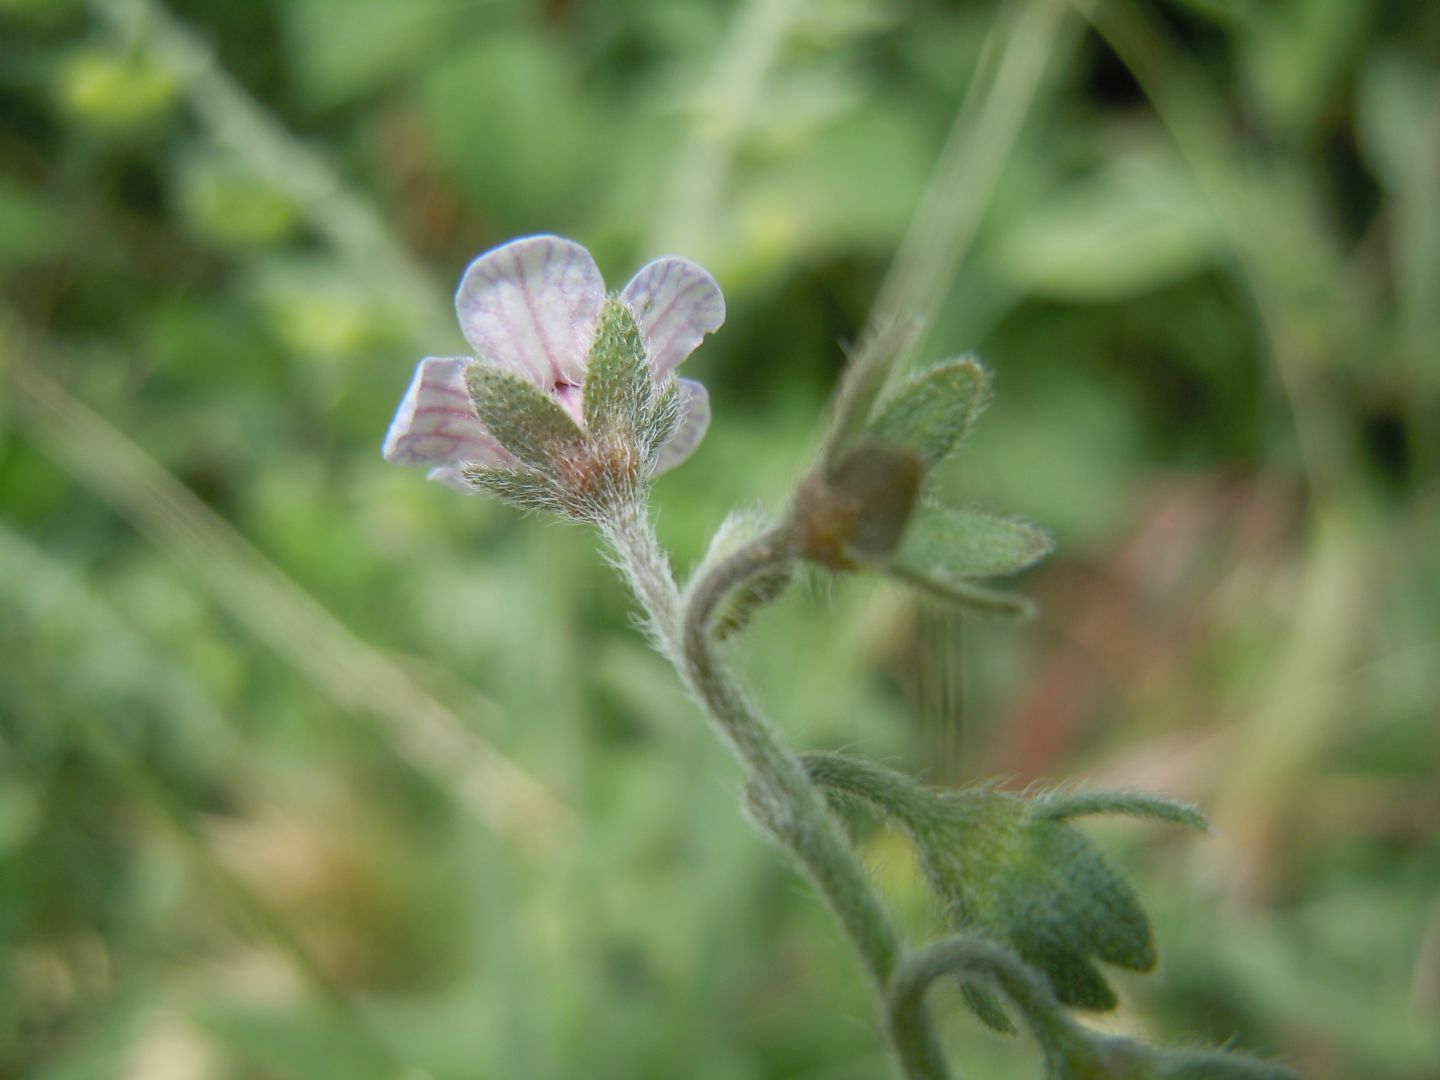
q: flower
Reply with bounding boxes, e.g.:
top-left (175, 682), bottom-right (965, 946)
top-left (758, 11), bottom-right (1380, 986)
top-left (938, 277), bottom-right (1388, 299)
top-left (383, 235), bottom-right (724, 494)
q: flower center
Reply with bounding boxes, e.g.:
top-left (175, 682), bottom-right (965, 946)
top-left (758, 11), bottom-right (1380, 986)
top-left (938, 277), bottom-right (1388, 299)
top-left (551, 380), bottom-right (585, 424)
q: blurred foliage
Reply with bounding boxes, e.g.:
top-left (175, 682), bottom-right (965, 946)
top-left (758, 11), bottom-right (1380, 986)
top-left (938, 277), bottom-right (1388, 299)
top-left (0, 0), bottom-right (1437, 1078)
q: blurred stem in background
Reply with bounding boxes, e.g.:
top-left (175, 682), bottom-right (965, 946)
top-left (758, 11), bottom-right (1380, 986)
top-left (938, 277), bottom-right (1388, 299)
top-left (2, 328), bottom-right (571, 846)
top-left (89, 0), bottom-right (452, 343)
top-left (1071, 0), bottom-right (1393, 900)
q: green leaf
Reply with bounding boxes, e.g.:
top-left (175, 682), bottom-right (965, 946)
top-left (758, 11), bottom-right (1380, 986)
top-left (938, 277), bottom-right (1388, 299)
top-left (1034, 791), bottom-right (1208, 832)
top-left (960, 981), bottom-right (1017, 1035)
top-left (883, 561), bottom-right (1036, 619)
top-left (865, 357), bottom-right (990, 468)
top-left (881, 503), bottom-right (1050, 618)
top-left (886, 935), bottom-right (1297, 1079)
top-left (896, 504), bottom-right (1052, 580)
top-left (465, 363), bottom-right (584, 474)
top-left (584, 297), bottom-right (651, 439)
top-left (802, 755), bottom-right (1202, 1021)
top-left (822, 317), bottom-right (923, 466)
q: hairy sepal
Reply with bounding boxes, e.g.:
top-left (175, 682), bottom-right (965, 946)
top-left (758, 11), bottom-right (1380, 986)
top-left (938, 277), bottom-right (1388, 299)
top-left (638, 378), bottom-right (683, 471)
top-left (465, 362), bottom-right (584, 475)
top-left (462, 466), bottom-right (568, 515)
top-left (865, 356), bottom-right (990, 469)
top-left (897, 504), bottom-right (1053, 580)
top-left (584, 297), bottom-right (651, 440)
top-left (802, 754), bottom-right (1205, 1027)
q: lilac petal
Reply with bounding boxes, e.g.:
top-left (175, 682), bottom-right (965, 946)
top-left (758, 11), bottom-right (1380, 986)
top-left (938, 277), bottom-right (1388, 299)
top-left (654, 379), bottom-right (711, 475)
top-left (427, 466), bottom-right (476, 492)
top-left (382, 357), bottom-right (511, 469)
top-left (455, 235), bottom-right (605, 388)
top-left (621, 257), bottom-right (725, 378)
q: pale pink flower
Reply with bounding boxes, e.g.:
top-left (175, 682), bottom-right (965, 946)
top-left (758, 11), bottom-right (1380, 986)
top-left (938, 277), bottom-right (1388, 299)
top-left (383, 235), bottom-right (723, 491)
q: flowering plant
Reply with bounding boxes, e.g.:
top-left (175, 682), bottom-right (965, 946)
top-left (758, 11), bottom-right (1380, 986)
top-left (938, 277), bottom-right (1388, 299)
top-left (383, 236), bottom-right (1296, 1080)
top-left (383, 234), bottom-right (720, 517)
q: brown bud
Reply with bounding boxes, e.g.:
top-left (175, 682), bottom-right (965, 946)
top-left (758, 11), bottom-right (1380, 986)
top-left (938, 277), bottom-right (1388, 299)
top-left (791, 442), bottom-right (924, 569)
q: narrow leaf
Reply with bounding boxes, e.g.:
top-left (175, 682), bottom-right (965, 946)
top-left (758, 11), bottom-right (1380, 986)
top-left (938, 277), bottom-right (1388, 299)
top-left (898, 504), bottom-right (1053, 580)
top-left (885, 560), bottom-right (1036, 619)
top-left (1034, 791), bottom-right (1209, 832)
top-left (865, 357), bottom-right (990, 468)
top-left (960, 981), bottom-right (1017, 1035)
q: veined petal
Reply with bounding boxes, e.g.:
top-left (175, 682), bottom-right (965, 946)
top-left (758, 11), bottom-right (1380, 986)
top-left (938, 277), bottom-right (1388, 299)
top-left (654, 378), bottom-right (710, 475)
top-left (455, 235), bottom-right (605, 388)
top-left (382, 357), bottom-right (511, 469)
top-left (621, 257), bottom-right (725, 378)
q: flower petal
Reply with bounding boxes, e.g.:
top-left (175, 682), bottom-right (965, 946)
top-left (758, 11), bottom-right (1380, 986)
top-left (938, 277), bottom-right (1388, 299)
top-left (455, 235), bottom-right (605, 388)
top-left (621, 257), bottom-right (725, 378)
top-left (427, 466), bottom-right (476, 492)
top-left (654, 378), bottom-right (710, 475)
top-left (382, 357), bottom-right (511, 469)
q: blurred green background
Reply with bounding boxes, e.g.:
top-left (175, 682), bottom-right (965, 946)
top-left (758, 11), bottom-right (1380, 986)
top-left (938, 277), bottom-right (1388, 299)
top-left (1, 0), bottom-right (1437, 1077)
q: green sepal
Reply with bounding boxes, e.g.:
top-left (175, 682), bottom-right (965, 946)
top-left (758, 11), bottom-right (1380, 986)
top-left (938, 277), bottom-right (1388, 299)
top-left (461, 466), bottom-right (566, 515)
top-left (897, 504), bottom-right (1053, 580)
top-left (960, 981), bottom-right (1017, 1035)
top-left (821, 317), bottom-right (922, 468)
top-left (638, 378), bottom-right (683, 468)
top-left (864, 357), bottom-right (990, 469)
top-left (884, 560), bottom-right (1036, 619)
top-left (465, 363), bottom-right (584, 474)
top-left (888, 935), bottom-right (1298, 1080)
top-left (802, 754), bottom-right (1204, 1022)
top-left (1034, 790), bottom-right (1207, 832)
top-left (584, 297), bottom-right (651, 440)
top-left (877, 503), bottom-right (1051, 618)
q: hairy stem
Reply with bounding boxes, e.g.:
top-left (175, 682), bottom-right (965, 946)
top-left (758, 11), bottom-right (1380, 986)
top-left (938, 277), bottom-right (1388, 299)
top-left (890, 936), bottom-right (1086, 1076)
top-left (600, 500), bottom-right (949, 1079)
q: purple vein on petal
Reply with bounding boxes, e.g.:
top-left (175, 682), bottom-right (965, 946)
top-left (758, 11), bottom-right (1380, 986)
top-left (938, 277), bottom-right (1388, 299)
top-left (383, 357), bottom-right (510, 469)
top-left (455, 235), bottom-right (605, 390)
top-left (621, 257), bottom-right (726, 378)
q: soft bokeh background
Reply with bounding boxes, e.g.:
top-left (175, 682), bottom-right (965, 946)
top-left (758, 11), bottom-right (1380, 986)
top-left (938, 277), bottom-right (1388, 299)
top-left (2, 0), bottom-right (1437, 1077)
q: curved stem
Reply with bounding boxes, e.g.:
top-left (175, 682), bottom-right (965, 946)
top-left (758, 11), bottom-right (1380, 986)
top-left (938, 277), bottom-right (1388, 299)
top-left (601, 502), bottom-right (949, 1079)
top-left (890, 936), bottom-right (1090, 1077)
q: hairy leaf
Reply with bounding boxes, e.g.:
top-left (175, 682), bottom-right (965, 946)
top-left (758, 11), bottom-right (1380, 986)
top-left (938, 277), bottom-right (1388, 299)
top-left (465, 362), bottom-right (584, 473)
top-left (884, 560), bottom-right (1036, 619)
top-left (865, 357), bottom-right (990, 468)
top-left (897, 504), bottom-right (1053, 580)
